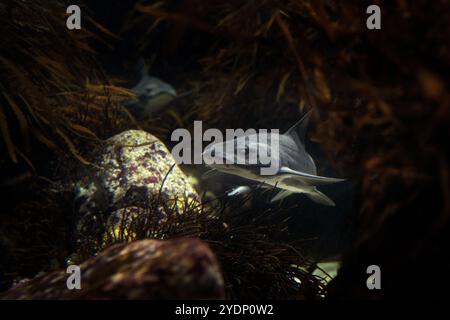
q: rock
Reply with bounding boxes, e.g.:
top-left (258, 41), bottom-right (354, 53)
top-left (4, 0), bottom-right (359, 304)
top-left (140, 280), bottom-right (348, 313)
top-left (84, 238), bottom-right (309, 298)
top-left (76, 130), bottom-right (199, 213)
top-left (0, 238), bottom-right (225, 299)
top-left (74, 130), bottom-right (200, 245)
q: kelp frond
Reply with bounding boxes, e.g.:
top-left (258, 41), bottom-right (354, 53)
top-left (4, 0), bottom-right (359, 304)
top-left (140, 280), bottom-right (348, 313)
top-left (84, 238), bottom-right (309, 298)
top-left (76, 185), bottom-right (326, 299)
top-left (0, 0), bottom-right (135, 167)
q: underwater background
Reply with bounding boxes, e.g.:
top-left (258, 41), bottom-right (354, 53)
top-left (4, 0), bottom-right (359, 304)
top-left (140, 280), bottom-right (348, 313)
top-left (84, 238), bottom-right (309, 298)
top-left (0, 0), bottom-right (449, 299)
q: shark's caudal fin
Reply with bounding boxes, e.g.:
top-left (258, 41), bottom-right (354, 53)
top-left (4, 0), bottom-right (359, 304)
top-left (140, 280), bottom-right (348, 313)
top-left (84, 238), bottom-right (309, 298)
top-left (305, 188), bottom-right (336, 206)
top-left (284, 110), bottom-right (312, 146)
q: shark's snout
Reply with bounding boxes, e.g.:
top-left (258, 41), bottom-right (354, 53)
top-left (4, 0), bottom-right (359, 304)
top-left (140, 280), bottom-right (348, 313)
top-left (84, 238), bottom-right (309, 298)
top-left (202, 144), bottom-right (226, 166)
top-left (201, 151), bottom-right (213, 166)
top-left (163, 85), bottom-right (177, 97)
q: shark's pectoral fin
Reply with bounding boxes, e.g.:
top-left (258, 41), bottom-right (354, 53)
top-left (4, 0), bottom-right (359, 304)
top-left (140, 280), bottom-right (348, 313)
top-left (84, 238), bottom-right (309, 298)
top-left (278, 167), bottom-right (345, 186)
top-left (227, 186), bottom-right (252, 197)
top-left (270, 189), bottom-right (294, 203)
top-left (305, 188), bottom-right (336, 206)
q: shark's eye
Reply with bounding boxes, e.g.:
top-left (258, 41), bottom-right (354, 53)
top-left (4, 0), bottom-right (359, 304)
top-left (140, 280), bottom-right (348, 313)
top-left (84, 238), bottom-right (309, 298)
top-left (210, 149), bottom-right (215, 157)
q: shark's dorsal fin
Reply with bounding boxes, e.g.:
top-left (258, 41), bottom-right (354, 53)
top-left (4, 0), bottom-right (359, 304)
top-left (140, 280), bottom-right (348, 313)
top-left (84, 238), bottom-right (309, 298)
top-left (284, 110), bottom-right (312, 146)
top-left (136, 58), bottom-right (150, 78)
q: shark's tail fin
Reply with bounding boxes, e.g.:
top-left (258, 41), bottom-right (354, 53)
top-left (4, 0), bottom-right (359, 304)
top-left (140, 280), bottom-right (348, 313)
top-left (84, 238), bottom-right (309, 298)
top-left (305, 188), bottom-right (336, 206)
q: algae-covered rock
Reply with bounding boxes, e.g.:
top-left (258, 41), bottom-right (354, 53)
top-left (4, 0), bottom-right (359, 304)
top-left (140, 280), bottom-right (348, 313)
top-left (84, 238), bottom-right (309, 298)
top-left (74, 130), bottom-right (200, 245)
top-left (76, 130), bottom-right (199, 212)
top-left (0, 238), bottom-right (225, 300)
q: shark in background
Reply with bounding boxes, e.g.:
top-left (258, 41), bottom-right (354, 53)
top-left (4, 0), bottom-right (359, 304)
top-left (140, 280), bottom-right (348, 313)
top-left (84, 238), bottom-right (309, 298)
top-left (202, 111), bottom-right (345, 206)
top-left (122, 59), bottom-right (177, 118)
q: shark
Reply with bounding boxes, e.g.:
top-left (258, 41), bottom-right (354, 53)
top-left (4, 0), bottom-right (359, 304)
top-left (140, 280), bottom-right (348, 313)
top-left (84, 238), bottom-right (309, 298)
top-left (123, 60), bottom-right (177, 118)
top-left (201, 111), bottom-right (345, 206)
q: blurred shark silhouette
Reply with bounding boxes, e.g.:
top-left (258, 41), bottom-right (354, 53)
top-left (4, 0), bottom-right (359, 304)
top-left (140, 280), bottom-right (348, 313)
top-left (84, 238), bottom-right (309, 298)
top-left (122, 59), bottom-right (177, 118)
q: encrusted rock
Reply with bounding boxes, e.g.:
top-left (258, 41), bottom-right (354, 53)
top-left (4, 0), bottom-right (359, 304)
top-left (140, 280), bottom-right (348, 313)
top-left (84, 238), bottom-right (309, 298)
top-left (74, 130), bottom-right (200, 244)
top-left (0, 238), bottom-right (225, 300)
top-left (76, 130), bottom-right (199, 212)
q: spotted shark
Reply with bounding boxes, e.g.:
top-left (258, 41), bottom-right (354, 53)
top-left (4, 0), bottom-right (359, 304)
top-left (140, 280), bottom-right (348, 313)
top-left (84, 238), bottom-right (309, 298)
top-left (202, 111), bottom-right (345, 206)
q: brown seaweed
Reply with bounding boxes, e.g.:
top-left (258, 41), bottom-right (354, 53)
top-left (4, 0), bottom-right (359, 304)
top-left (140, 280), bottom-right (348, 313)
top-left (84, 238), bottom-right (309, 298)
top-left (0, 0), bottom-right (136, 168)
